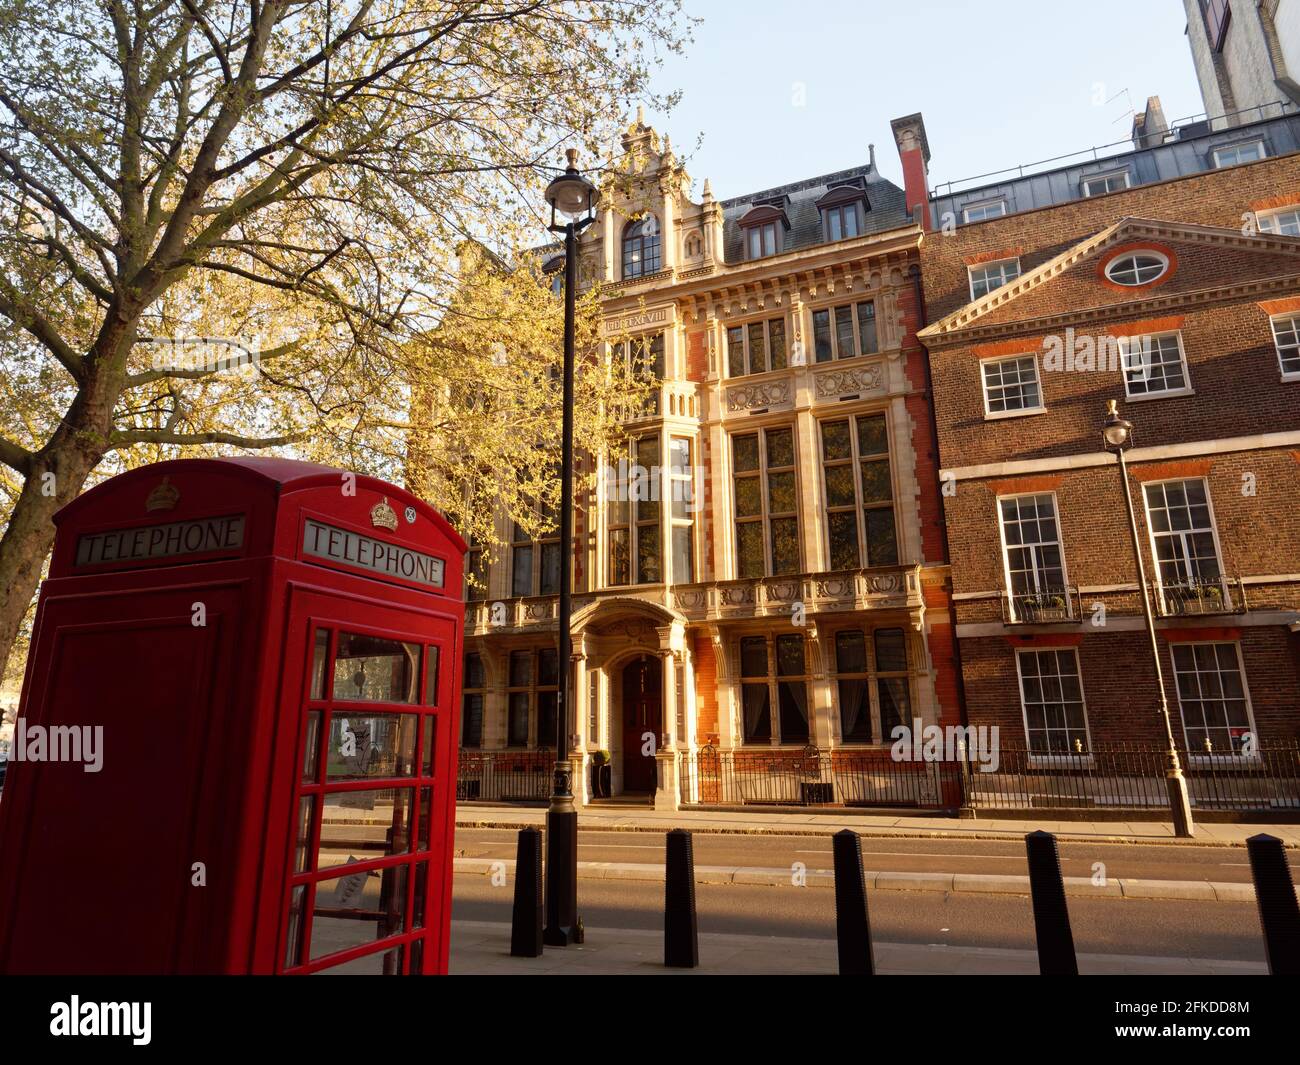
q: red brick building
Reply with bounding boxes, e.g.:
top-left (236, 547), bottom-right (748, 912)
top-left (906, 107), bottom-right (1300, 761)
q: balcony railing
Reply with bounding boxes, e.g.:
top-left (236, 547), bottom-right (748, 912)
top-left (672, 563), bottom-right (924, 622)
top-left (1154, 575), bottom-right (1247, 618)
top-left (614, 380), bottom-right (699, 423)
top-left (1000, 584), bottom-right (1078, 625)
top-left (466, 564), bottom-right (924, 633)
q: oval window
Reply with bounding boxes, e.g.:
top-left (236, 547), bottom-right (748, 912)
top-left (1105, 251), bottom-right (1169, 286)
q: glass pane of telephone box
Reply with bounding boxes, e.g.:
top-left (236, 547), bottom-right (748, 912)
top-left (418, 787), bottom-right (433, 851)
top-left (313, 945), bottom-right (405, 976)
top-left (293, 796), bottom-right (316, 873)
top-left (332, 632), bottom-right (420, 703)
top-left (315, 788), bottom-right (413, 870)
top-left (308, 864), bottom-right (408, 962)
top-left (283, 885), bottom-right (306, 970)
top-left (310, 629), bottom-right (330, 700)
top-left (326, 713), bottom-right (417, 779)
top-left (421, 717), bottom-right (435, 776)
top-left (301, 711), bottom-right (322, 784)
top-left (424, 646), bottom-right (441, 704)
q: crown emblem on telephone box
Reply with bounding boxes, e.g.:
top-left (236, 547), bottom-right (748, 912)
top-left (370, 496), bottom-right (399, 531)
top-left (146, 476), bottom-right (180, 512)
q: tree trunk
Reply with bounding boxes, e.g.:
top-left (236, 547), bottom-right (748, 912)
top-left (0, 345), bottom-right (124, 689)
top-left (0, 443), bottom-right (104, 689)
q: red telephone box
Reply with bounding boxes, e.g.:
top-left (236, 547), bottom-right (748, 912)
top-left (0, 457), bottom-right (466, 975)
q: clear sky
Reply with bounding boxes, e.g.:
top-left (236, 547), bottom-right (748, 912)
top-left (643, 0), bottom-right (1204, 199)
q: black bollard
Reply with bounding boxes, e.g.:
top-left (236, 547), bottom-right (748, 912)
top-left (832, 829), bottom-right (875, 975)
top-left (1025, 830), bottom-right (1077, 975)
top-left (1246, 833), bottom-right (1300, 975)
top-left (510, 827), bottom-right (544, 958)
top-left (664, 829), bottom-right (699, 968)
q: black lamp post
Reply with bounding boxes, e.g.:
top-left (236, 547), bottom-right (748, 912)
top-left (1102, 400), bottom-right (1194, 838)
top-left (541, 148), bottom-right (596, 945)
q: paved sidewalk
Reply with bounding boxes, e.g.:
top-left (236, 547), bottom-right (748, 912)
top-left (453, 857), bottom-right (1257, 901)
top-left (449, 919), bottom-right (1267, 976)
top-left (456, 802), bottom-right (1300, 847)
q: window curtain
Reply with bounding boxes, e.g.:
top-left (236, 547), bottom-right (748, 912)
top-left (778, 681), bottom-right (810, 744)
top-left (878, 678), bottom-right (910, 739)
top-left (742, 683), bottom-right (771, 743)
top-left (838, 679), bottom-right (870, 743)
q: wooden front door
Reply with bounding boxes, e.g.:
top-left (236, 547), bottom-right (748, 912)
top-left (621, 657), bottom-right (662, 793)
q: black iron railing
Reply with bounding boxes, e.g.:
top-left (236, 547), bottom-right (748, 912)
top-left (677, 745), bottom-right (960, 809)
top-left (456, 750), bottom-right (552, 802)
top-left (1154, 575), bottom-right (1247, 617)
top-left (674, 741), bottom-right (1300, 814)
top-left (959, 741), bottom-right (1300, 813)
top-left (1001, 584), bottom-right (1078, 624)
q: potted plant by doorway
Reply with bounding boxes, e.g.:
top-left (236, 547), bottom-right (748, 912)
top-left (591, 750), bottom-right (612, 798)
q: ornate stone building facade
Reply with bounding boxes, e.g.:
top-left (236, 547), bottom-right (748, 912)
top-left (459, 113), bottom-right (962, 806)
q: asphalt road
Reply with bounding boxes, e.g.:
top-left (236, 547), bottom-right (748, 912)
top-left (453, 825), bottom-right (1295, 883)
top-left (452, 875), bottom-right (1268, 963)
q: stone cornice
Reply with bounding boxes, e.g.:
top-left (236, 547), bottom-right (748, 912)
top-left (600, 225), bottom-right (922, 313)
top-left (924, 272), bottom-right (1300, 350)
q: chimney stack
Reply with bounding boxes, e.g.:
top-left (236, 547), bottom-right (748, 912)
top-left (890, 113), bottom-right (932, 232)
top-left (1132, 96), bottom-right (1169, 149)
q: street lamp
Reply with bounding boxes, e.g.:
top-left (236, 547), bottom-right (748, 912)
top-left (1101, 400), bottom-right (1194, 838)
top-left (541, 148), bottom-right (596, 945)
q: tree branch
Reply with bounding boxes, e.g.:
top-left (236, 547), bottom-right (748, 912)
top-left (108, 428), bottom-right (305, 450)
top-left (0, 435), bottom-right (34, 475)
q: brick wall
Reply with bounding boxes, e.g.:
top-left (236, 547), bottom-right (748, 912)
top-left (919, 151), bottom-right (1300, 751)
top-left (961, 627), bottom-right (1300, 745)
top-left (692, 633), bottom-right (719, 744)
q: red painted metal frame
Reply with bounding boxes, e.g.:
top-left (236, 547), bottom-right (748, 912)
top-left (0, 457), bottom-right (465, 975)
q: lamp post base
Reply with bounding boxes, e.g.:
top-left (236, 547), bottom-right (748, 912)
top-left (543, 758), bottom-right (579, 946)
top-left (1166, 770), bottom-right (1195, 839)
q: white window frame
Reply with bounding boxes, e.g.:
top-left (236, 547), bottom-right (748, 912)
top-left (1170, 641), bottom-right (1259, 761)
top-left (1119, 331), bottom-right (1193, 400)
top-left (1104, 250), bottom-right (1170, 286)
top-left (979, 353), bottom-right (1045, 418)
top-left (1268, 313), bottom-right (1300, 380)
top-left (1140, 476), bottom-right (1229, 610)
top-left (1212, 140), bottom-right (1267, 168)
top-left (1014, 647), bottom-right (1093, 763)
top-left (968, 257), bottom-right (1022, 300)
top-left (667, 435), bottom-right (697, 585)
top-left (1081, 170), bottom-right (1131, 197)
top-left (962, 198), bottom-right (1007, 223)
top-left (996, 491), bottom-right (1071, 622)
top-left (1255, 205), bottom-right (1300, 236)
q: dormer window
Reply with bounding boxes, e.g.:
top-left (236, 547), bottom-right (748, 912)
top-left (817, 183), bottom-right (868, 242)
top-left (738, 202), bottom-right (790, 260)
top-left (542, 255), bottom-right (565, 296)
top-left (622, 216), bottom-right (661, 280)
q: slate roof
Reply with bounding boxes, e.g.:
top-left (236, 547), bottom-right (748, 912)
top-left (719, 162), bottom-right (911, 263)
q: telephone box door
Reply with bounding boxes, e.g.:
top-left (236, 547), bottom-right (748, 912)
top-left (278, 590), bottom-right (459, 975)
